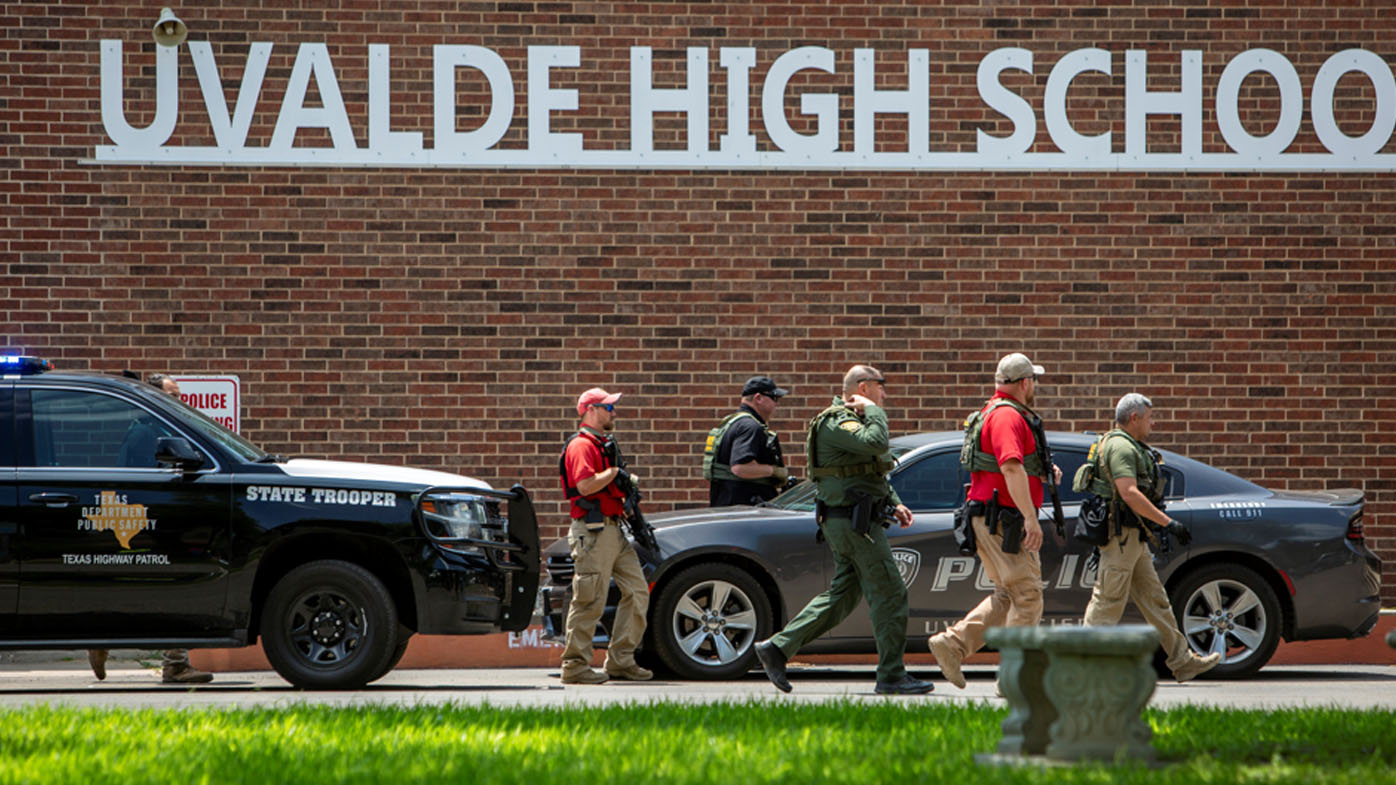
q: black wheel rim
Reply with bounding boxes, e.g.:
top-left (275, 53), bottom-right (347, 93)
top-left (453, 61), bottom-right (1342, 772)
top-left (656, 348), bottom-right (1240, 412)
top-left (285, 589), bottom-right (368, 666)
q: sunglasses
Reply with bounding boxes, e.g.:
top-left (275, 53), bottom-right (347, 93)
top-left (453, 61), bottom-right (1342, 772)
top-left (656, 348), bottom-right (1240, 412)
top-left (591, 403), bottom-right (615, 412)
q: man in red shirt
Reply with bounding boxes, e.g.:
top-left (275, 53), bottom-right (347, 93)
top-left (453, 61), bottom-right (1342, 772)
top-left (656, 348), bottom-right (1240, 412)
top-left (928, 353), bottom-right (1061, 689)
top-left (558, 387), bottom-right (652, 685)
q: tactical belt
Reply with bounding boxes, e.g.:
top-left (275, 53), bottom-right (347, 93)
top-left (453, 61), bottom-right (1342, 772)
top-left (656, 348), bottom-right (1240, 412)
top-left (808, 460), bottom-right (892, 479)
top-left (576, 514), bottom-right (623, 529)
top-left (822, 504), bottom-right (855, 518)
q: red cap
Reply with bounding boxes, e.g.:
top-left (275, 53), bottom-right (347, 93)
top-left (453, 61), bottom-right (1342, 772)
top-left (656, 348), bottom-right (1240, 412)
top-left (576, 387), bottom-right (622, 416)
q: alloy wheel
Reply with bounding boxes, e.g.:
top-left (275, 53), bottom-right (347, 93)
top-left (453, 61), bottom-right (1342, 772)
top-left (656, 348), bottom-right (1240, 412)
top-left (670, 579), bottom-right (759, 667)
top-left (1180, 577), bottom-right (1268, 664)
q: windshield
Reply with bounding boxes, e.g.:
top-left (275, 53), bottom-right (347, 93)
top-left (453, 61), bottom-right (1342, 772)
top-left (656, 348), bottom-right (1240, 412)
top-left (765, 480), bottom-right (818, 511)
top-left (765, 446), bottom-right (914, 512)
top-left (163, 394), bottom-right (268, 462)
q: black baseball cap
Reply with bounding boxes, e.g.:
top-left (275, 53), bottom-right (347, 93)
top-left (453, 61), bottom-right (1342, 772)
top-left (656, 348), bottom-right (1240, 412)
top-left (742, 376), bottom-right (788, 398)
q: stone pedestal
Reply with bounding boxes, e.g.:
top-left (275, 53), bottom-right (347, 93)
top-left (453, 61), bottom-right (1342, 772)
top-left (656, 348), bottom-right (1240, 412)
top-left (986, 627), bottom-right (1054, 756)
top-left (985, 624), bottom-right (1160, 764)
top-left (1039, 626), bottom-right (1159, 763)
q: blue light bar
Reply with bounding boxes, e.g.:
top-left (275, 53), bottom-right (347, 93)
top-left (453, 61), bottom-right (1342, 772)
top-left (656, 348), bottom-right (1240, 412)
top-left (0, 355), bottom-right (53, 374)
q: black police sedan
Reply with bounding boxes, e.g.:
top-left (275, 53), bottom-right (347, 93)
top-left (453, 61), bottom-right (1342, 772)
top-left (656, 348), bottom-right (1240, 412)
top-left (541, 431), bottom-right (1381, 680)
top-left (1, 356), bottom-right (540, 688)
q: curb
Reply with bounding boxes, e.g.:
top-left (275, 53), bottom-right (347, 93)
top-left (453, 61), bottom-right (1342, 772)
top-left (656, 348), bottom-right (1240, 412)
top-left (189, 609), bottom-right (1396, 674)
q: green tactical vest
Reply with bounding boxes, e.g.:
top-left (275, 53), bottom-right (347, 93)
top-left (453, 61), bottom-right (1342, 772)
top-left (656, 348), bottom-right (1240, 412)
top-left (1072, 429), bottom-right (1163, 503)
top-left (1072, 429), bottom-right (1163, 538)
top-left (703, 410), bottom-right (770, 483)
top-left (958, 397), bottom-right (1048, 478)
top-left (805, 403), bottom-right (895, 480)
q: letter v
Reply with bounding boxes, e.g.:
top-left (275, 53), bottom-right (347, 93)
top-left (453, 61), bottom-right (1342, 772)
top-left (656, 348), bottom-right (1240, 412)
top-left (190, 41), bottom-right (272, 149)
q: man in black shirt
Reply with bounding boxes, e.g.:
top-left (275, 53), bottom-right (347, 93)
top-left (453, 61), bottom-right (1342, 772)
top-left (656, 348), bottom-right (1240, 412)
top-left (706, 376), bottom-right (789, 506)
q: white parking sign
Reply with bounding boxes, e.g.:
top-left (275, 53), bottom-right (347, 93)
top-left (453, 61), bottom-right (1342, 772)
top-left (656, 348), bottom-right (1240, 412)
top-left (174, 375), bottom-right (240, 433)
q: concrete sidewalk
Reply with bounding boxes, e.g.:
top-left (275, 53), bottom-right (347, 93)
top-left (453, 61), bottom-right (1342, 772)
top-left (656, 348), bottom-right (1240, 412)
top-left (0, 662), bottom-right (1392, 711)
top-left (186, 610), bottom-right (1396, 673)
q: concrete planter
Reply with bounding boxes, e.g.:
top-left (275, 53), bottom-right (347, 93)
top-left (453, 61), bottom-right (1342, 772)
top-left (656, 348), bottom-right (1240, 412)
top-left (985, 625), bottom-right (1160, 764)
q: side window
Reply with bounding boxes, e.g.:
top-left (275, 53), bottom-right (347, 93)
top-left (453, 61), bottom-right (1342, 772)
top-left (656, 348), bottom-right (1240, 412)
top-left (0, 387), bottom-right (12, 468)
top-left (30, 389), bottom-right (178, 468)
top-left (1051, 448), bottom-right (1090, 504)
top-left (1161, 466), bottom-right (1184, 500)
top-left (891, 451), bottom-right (968, 512)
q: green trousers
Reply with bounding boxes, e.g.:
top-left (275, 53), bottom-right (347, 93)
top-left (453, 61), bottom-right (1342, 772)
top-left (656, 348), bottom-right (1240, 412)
top-left (768, 515), bottom-right (909, 683)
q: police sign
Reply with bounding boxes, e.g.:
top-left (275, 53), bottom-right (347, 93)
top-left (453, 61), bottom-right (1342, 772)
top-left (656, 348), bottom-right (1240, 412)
top-left (174, 375), bottom-right (240, 433)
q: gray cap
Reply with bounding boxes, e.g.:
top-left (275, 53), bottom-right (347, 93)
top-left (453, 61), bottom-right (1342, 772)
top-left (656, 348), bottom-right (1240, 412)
top-left (995, 353), bottom-right (1045, 384)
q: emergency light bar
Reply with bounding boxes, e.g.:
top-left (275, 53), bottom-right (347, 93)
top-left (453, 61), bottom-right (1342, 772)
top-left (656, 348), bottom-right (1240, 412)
top-left (0, 355), bottom-right (53, 374)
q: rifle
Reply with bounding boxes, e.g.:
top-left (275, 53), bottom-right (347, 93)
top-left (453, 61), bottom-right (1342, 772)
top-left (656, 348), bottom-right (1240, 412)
top-left (1036, 423), bottom-right (1066, 540)
top-left (605, 439), bottom-right (661, 557)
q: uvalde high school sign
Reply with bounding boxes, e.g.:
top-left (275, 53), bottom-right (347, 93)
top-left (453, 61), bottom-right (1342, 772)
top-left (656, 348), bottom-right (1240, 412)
top-left (95, 41), bottom-right (1396, 171)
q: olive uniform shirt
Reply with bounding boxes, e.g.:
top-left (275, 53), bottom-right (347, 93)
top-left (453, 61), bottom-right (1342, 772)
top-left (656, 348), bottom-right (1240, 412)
top-left (810, 398), bottom-right (903, 509)
top-left (1097, 429), bottom-right (1162, 527)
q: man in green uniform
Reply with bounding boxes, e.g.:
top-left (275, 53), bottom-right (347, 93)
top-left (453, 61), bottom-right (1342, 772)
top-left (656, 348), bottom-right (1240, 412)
top-left (754, 365), bottom-right (933, 695)
top-left (1077, 393), bottom-right (1221, 682)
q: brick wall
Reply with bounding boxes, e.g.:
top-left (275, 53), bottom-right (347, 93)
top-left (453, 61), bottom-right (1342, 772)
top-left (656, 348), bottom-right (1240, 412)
top-left (4, 1), bottom-right (1393, 602)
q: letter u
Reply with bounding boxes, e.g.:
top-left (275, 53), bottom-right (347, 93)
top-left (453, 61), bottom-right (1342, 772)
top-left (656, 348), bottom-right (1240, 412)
top-left (100, 40), bottom-right (179, 149)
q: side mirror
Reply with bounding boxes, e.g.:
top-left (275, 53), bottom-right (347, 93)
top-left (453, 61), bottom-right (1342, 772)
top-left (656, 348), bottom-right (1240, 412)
top-left (155, 437), bottom-right (206, 472)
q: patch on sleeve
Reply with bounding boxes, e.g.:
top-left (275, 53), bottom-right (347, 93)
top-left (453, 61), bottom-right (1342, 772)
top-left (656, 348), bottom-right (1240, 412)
top-left (838, 420), bottom-right (862, 433)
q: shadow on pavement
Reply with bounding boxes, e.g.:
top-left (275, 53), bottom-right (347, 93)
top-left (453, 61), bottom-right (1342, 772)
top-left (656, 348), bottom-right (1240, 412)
top-left (1242, 668), bottom-right (1396, 682)
top-left (0, 682), bottom-right (547, 695)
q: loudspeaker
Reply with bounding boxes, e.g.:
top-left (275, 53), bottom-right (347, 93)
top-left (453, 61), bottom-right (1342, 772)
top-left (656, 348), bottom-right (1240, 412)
top-left (152, 7), bottom-right (187, 47)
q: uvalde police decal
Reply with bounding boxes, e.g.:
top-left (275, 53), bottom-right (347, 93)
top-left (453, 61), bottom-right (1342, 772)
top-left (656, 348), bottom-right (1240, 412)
top-left (892, 548), bottom-right (921, 588)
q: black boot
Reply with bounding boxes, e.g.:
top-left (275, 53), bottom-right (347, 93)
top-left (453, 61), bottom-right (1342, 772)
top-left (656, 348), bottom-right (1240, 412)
top-left (754, 640), bottom-right (791, 693)
top-left (875, 675), bottom-right (935, 695)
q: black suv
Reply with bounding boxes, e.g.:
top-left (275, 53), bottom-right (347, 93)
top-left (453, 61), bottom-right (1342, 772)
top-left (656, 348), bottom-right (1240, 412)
top-left (0, 357), bottom-right (540, 688)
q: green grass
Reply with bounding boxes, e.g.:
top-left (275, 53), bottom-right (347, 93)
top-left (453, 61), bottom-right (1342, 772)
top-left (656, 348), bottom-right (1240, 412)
top-left (0, 701), bottom-right (1392, 784)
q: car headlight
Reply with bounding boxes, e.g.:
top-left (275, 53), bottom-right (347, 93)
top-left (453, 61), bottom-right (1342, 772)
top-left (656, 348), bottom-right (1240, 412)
top-left (421, 494), bottom-right (505, 553)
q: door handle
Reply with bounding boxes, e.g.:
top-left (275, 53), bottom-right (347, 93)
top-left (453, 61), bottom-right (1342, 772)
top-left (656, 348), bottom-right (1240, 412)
top-left (29, 493), bottom-right (79, 508)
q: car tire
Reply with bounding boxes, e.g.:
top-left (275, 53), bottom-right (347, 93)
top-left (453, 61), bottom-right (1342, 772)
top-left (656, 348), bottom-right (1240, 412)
top-left (261, 560), bottom-right (399, 689)
top-left (385, 628), bottom-right (413, 671)
top-left (366, 625), bottom-right (415, 683)
top-left (1169, 563), bottom-right (1282, 679)
top-left (651, 563), bottom-right (773, 680)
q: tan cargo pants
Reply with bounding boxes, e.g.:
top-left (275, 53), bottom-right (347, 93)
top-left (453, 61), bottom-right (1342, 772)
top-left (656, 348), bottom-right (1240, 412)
top-left (1083, 526), bottom-right (1193, 670)
top-left (560, 519), bottom-right (649, 676)
top-left (937, 515), bottom-right (1044, 659)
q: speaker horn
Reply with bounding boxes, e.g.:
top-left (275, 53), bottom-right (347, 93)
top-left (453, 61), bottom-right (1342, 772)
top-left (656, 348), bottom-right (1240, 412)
top-left (152, 7), bottom-right (187, 47)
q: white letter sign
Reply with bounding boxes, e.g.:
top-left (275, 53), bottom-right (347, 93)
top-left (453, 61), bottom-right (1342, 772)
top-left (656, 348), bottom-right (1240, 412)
top-left (91, 41), bottom-right (1396, 172)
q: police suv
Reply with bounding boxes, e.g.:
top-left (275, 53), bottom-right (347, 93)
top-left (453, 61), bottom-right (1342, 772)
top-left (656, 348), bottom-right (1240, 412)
top-left (0, 357), bottom-right (540, 688)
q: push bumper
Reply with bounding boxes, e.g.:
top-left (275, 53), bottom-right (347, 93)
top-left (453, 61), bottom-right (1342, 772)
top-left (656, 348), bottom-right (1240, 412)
top-left (414, 484), bottom-right (541, 634)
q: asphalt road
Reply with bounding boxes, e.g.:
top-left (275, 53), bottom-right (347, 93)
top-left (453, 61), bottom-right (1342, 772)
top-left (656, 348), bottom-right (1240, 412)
top-left (1, 660), bottom-right (1393, 711)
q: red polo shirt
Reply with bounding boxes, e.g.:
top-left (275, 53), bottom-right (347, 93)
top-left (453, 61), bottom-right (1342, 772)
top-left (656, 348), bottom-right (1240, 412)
top-left (562, 428), bottom-right (626, 518)
top-left (966, 392), bottom-right (1044, 509)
